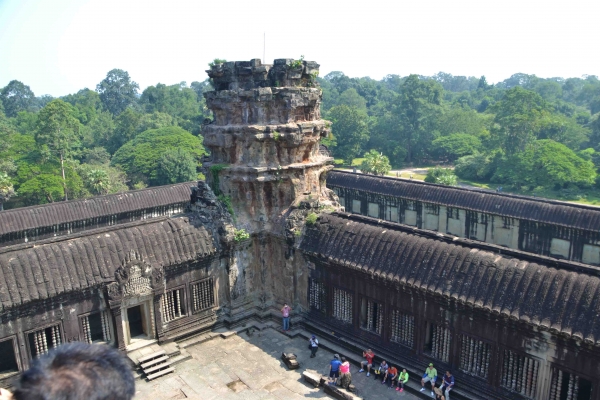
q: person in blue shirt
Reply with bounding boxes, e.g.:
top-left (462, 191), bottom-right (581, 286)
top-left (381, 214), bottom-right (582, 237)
top-left (441, 370), bottom-right (455, 400)
top-left (328, 354), bottom-right (342, 385)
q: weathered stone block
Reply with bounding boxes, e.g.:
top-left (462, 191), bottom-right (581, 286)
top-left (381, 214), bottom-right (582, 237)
top-left (302, 370), bottom-right (321, 387)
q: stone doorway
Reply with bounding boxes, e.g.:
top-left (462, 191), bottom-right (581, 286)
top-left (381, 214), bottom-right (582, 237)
top-left (127, 305), bottom-right (145, 338)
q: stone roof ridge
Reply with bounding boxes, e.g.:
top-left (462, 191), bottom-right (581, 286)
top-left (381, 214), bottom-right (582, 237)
top-left (0, 215), bottom-right (176, 255)
top-left (331, 170), bottom-right (600, 211)
top-left (0, 181), bottom-right (194, 236)
top-left (331, 212), bottom-right (600, 278)
top-left (328, 171), bottom-right (600, 231)
top-left (300, 212), bottom-right (600, 345)
top-left (0, 215), bottom-right (216, 312)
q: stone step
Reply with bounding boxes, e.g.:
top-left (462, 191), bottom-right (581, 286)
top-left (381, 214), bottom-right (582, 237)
top-left (146, 366), bottom-right (175, 381)
top-left (144, 361), bottom-right (172, 375)
top-left (137, 350), bottom-right (166, 364)
top-left (140, 355), bottom-right (169, 370)
top-left (169, 348), bottom-right (192, 366)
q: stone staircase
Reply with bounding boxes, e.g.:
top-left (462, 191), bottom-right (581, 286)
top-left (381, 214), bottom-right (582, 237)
top-left (138, 350), bottom-right (174, 380)
top-left (128, 341), bottom-right (192, 381)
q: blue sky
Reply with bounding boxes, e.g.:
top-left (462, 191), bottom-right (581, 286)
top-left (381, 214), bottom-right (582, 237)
top-left (1, 0), bottom-right (598, 97)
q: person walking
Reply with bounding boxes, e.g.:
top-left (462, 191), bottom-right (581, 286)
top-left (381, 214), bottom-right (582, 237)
top-left (309, 335), bottom-right (319, 358)
top-left (281, 303), bottom-right (291, 331)
top-left (358, 348), bottom-right (375, 377)
top-left (396, 368), bottom-right (409, 392)
top-left (328, 354), bottom-right (342, 385)
top-left (339, 357), bottom-right (352, 389)
top-left (420, 363), bottom-right (438, 397)
top-left (441, 371), bottom-right (455, 400)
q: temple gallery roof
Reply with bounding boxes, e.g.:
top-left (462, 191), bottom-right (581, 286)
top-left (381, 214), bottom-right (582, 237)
top-left (328, 171), bottom-right (600, 231)
top-left (300, 213), bottom-right (600, 345)
top-left (0, 182), bottom-right (194, 237)
top-left (0, 216), bottom-right (215, 312)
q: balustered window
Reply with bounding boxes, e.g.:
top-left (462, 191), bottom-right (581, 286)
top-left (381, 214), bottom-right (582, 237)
top-left (549, 367), bottom-right (592, 400)
top-left (28, 325), bottom-right (62, 358)
top-left (459, 335), bottom-right (491, 379)
top-left (424, 323), bottom-right (451, 362)
top-left (81, 311), bottom-right (111, 343)
top-left (162, 288), bottom-right (185, 322)
top-left (390, 309), bottom-right (414, 348)
top-left (500, 350), bottom-right (540, 399)
top-left (360, 298), bottom-right (383, 335)
top-left (308, 278), bottom-right (326, 313)
top-left (191, 278), bottom-right (215, 312)
top-left (0, 338), bottom-right (18, 375)
top-left (332, 288), bottom-right (352, 324)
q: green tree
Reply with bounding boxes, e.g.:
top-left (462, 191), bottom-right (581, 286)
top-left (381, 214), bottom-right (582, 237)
top-left (111, 126), bottom-right (205, 186)
top-left (489, 87), bottom-right (550, 155)
top-left (156, 148), bottom-right (198, 185)
top-left (35, 100), bottom-right (81, 200)
top-left (96, 69), bottom-right (139, 115)
top-left (493, 140), bottom-right (596, 188)
top-left (1, 80), bottom-right (36, 117)
top-left (454, 153), bottom-right (496, 181)
top-left (431, 133), bottom-right (482, 161)
top-left (425, 167), bottom-right (457, 186)
top-left (337, 88), bottom-right (367, 111)
top-left (360, 150), bottom-right (391, 175)
top-left (0, 172), bottom-right (15, 211)
top-left (397, 75), bottom-right (443, 163)
top-left (328, 105), bottom-right (369, 164)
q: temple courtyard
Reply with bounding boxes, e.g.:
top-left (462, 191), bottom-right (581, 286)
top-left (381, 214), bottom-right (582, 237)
top-left (133, 327), bottom-right (419, 400)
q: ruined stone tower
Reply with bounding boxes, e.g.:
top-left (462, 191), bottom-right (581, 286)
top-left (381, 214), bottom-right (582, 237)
top-left (202, 59), bottom-right (337, 235)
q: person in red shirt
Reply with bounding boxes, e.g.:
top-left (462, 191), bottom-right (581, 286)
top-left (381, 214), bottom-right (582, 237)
top-left (359, 348), bottom-right (375, 376)
top-left (384, 365), bottom-right (398, 388)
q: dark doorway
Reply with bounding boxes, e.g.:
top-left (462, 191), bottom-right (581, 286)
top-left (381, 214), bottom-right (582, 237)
top-left (127, 306), bottom-right (145, 338)
top-left (0, 339), bottom-right (18, 374)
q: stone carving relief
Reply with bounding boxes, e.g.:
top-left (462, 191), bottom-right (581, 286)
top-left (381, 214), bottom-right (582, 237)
top-left (108, 250), bottom-right (162, 301)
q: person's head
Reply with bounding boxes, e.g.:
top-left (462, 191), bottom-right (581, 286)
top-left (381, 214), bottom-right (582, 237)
top-left (402, 368), bottom-right (407, 373)
top-left (284, 303), bottom-right (288, 307)
top-left (446, 370), bottom-right (451, 376)
top-left (334, 354), bottom-right (340, 360)
top-left (381, 360), bottom-right (387, 365)
top-left (341, 357), bottom-right (347, 362)
top-left (390, 365), bottom-right (394, 369)
top-left (311, 335), bottom-right (316, 339)
top-left (367, 348), bottom-right (372, 353)
top-left (428, 363), bottom-right (434, 369)
top-left (13, 342), bottom-right (135, 400)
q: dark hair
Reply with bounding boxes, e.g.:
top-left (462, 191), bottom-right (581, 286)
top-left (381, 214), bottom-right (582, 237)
top-left (13, 342), bottom-right (135, 400)
top-left (341, 357), bottom-right (346, 362)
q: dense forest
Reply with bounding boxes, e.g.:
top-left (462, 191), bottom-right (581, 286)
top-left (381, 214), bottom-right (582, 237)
top-left (1, 67), bottom-right (599, 210)
top-left (319, 72), bottom-right (600, 200)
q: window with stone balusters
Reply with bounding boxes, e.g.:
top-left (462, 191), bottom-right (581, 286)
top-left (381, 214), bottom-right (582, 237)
top-left (191, 278), bottom-right (215, 312)
top-left (308, 278), bottom-right (326, 314)
top-left (424, 323), bottom-right (451, 362)
top-left (81, 311), bottom-right (112, 343)
top-left (360, 298), bottom-right (383, 335)
top-left (500, 350), bottom-right (540, 399)
top-left (549, 366), bottom-right (592, 400)
top-left (332, 287), bottom-right (353, 324)
top-left (28, 324), bottom-right (62, 358)
top-left (162, 287), bottom-right (186, 322)
top-left (459, 335), bottom-right (491, 379)
top-left (390, 309), bottom-right (414, 348)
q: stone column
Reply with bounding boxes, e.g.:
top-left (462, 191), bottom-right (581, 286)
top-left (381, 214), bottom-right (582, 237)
top-left (111, 306), bottom-right (126, 351)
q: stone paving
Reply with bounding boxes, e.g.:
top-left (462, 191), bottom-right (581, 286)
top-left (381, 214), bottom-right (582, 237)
top-left (134, 328), bottom-right (419, 400)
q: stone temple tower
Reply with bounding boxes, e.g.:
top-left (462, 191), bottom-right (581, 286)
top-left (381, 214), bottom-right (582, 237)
top-left (202, 59), bottom-right (337, 235)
